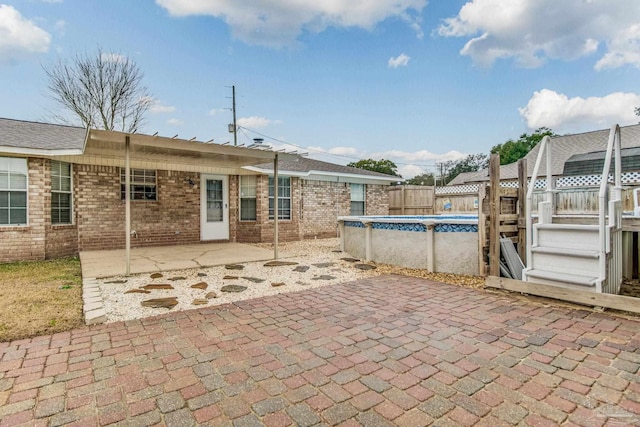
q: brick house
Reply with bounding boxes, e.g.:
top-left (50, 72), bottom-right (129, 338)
top-left (0, 118), bottom-right (397, 262)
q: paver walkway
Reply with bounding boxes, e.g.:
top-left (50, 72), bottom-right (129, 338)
top-left (1, 275), bottom-right (639, 426)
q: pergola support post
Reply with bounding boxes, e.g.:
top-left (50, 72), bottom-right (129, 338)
top-left (125, 136), bottom-right (131, 276)
top-left (274, 153), bottom-right (279, 260)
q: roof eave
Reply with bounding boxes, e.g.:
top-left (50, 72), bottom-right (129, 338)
top-left (243, 166), bottom-right (398, 184)
top-left (0, 146), bottom-right (85, 157)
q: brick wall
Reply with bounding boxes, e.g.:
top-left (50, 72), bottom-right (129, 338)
top-left (365, 184), bottom-right (389, 215)
top-left (45, 160), bottom-right (79, 259)
top-left (0, 158), bottom-right (46, 262)
top-left (1, 160), bottom-right (392, 263)
top-left (300, 180), bottom-right (349, 238)
top-left (235, 175), bottom-right (303, 243)
top-left (45, 225), bottom-right (78, 259)
top-left (298, 180), bottom-right (390, 238)
top-left (76, 166), bottom-right (201, 251)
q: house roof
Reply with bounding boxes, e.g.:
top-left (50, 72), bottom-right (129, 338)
top-left (0, 117), bottom-right (300, 174)
top-left (246, 156), bottom-right (400, 184)
top-left (448, 123), bottom-right (640, 185)
top-left (0, 117), bottom-right (87, 154)
top-left (563, 147), bottom-right (640, 176)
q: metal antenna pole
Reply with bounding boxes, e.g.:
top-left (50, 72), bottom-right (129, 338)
top-left (232, 85), bottom-right (237, 146)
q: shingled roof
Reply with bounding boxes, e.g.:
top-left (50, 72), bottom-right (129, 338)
top-left (247, 155), bottom-right (400, 183)
top-left (0, 118), bottom-right (87, 153)
top-left (448, 123), bottom-right (640, 185)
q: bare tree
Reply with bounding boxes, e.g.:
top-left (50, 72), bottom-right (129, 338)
top-left (44, 48), bottom-right (152, 133)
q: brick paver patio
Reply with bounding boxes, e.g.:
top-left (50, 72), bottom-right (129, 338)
top-left (1, 275), bottom-right (639, 426)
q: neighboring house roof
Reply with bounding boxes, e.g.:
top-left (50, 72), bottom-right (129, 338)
top-left (564, 147), bottom-right (640, 176)
top-left (448, 123), bottom-right (640, 185)
top-left (447, 169), bottom-right (489, 185)
top-left (246, 156), bottom-right (400, 184)
top-left (0, 117), bottom-right (87, 155)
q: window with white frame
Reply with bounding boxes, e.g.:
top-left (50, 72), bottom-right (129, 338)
top-left (0, 157), bottom-right (28, 225)
top-left (240, 175), bottom-right (257, 221)
top-left (51, 161), bottom-right (72, 224)
top-left (350, 183), bottom-right (365, 215)
top-left (120, 168), bottom-right (157, 201)
top-left (269, 176), bottom-right (291, 220)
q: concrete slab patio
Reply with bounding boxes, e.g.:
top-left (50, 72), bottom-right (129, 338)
top-left (1, 275), bottom-right (639, 426)
top-left (79, 243), bottom-right (287, 278)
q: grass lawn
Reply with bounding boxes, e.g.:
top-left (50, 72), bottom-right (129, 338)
top-left (0, 257), bottom-right (84, 343)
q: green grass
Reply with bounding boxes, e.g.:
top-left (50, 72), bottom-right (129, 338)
top-left (0, 257), bottom-right (84, 342)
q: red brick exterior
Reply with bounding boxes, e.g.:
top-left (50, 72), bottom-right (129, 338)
top-left (298, 180), bottom-right (389, 239)
top-left (235, 176), bottom-right (303, 243)
top-left (0, 159), bottom-right (390, 262)
top-left (76, 166), bottom-right (200, 251)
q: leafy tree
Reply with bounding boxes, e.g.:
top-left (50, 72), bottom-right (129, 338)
top-left (44, 48), bottom-right (152, 133)
top-left (490, 127), bottom-right (555, 165)
top-left (438, 153), bottom-right (489, 185)
top-left (636, 106), bottom-right (639, 119)
top-left (347, 158), bottom-right (401, 177)
top-left (404, 173), bottom-right (435, 186)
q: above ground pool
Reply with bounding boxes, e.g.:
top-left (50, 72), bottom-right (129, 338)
top-left (337, 215), bottom-right (480, 276)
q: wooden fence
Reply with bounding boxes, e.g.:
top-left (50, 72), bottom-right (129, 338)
top-left (388, 185), bottom-right (434, 215)
top-left (389, 186), bottom-right (637, 215)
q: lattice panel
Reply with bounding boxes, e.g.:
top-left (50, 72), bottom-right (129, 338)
top-left (436, 172), bottom-right (640, 194)
top-left (436, 184), bottom-right (479, 194)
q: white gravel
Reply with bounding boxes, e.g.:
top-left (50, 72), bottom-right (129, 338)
top-left (98, 238), bottom-right (379, 323)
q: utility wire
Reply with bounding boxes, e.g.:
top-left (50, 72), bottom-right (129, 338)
top-left (237, 125), bottom-right (441, 169)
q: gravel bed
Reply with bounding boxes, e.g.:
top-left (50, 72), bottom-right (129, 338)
top-left (99, 238), bottom-right (380, 323)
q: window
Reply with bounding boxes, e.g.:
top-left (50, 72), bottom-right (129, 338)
top-left (269, 176), bottom-right (291, 220)
top-left (350, 183), bottom-right (365, 215)
top-left (51, 161), bottom-right (72, 224)
top-left (0, 157), bottom-right (27, 225)
top-left (240, 175), bottom-right (257, 221)
top-left (120, 168), bottom-right (157, 201)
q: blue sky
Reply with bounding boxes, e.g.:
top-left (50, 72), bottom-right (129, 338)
top-left (1, 0), bottom-right (639, 178)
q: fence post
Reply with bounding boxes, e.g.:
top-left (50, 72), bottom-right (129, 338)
top-left (518, 159), bottom-right (527, 262)
top-left (477, 183), bottom-right (487, 276)
top-left (489, 154), bottom-right (501, 277)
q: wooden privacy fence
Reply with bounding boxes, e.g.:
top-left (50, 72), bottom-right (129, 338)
top-left (388, 185), bottom-right (434, 215)
top-left (389, 184), bottom-right (638, 216)
top-left (388, 185), bottom-right (479, 215)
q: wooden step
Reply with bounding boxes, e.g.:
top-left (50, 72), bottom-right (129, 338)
top-left (523, 269), bottom-right (598, 287)
top-left (530, 246), bottom-right (600, 259)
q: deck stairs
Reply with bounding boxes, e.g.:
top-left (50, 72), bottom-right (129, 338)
top-left (522, 125), bottom-right (623, 294)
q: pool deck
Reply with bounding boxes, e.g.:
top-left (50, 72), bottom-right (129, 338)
top-left (1, 275), bottom-right (639, 425)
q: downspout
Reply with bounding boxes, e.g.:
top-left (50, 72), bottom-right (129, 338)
top-left (125, 136), bottom-right (131, 276)
top-left (274, 153), bottom-right (279, 259)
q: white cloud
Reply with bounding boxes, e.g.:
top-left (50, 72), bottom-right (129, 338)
top-left (167, 118), bottom-right (184, 125)
top-left (296, 145), bottom-right (468, 178)
top-left (146, 98), bottom-right (176, 114)
top-left (0, 5), bottom-right (51, 62)
top-left (438, 0), bottom-right (640, 69)
top-left (388, 53), bottom-right (410, 68)
top-left (519, 89), bottom-right (640, 133)
top-left (156, 0), bottom-right (427, 47)
top-left (237, 116), bottom-right (281, 129)
top-left (100, 52), bottom-right (127, 63)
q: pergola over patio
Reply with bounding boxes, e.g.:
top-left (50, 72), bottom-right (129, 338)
top-left (57, 128), bottom-right (302, 274)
